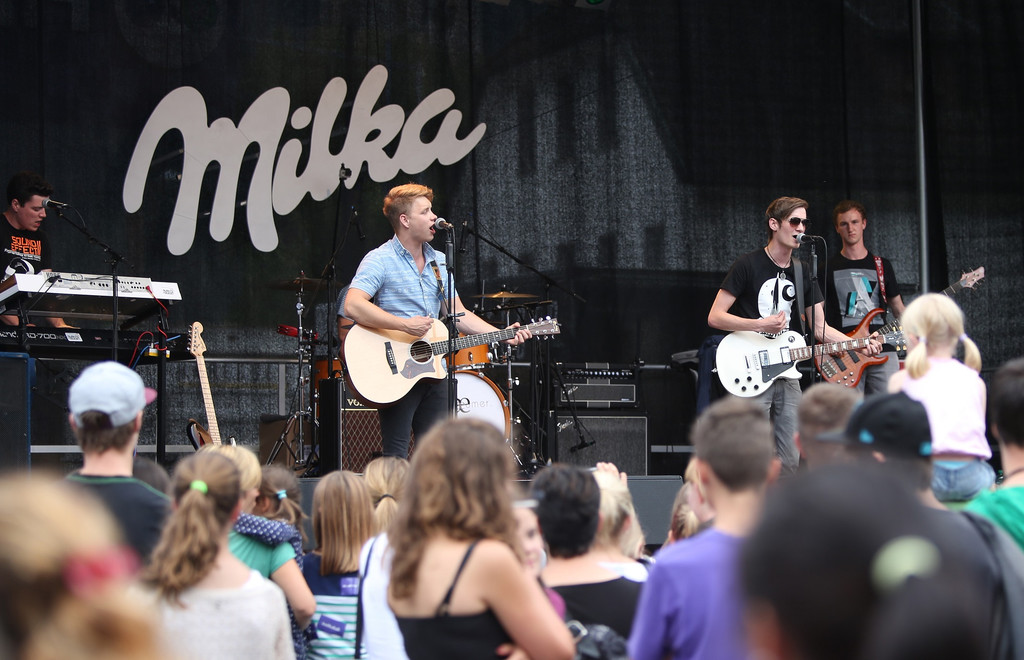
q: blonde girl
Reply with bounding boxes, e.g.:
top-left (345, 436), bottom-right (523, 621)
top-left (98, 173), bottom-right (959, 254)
top-left (145, 452), bottom-right (294, 659)
top-left (888, 293), bottom-right (992, 501)
top-left (363, 456), bottom-right (409, 534)
top-left (302, 471), bottom-right (375, 659)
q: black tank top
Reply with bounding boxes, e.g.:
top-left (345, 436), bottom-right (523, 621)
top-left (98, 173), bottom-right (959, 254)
top-left (396, 540), bottom-right (512, 659)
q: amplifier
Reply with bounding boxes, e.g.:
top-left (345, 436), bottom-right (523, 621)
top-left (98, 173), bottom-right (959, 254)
top-left (554, 362), bottom-right (638, 408)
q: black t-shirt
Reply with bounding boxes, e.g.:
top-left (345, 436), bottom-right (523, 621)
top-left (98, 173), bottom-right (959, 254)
top-left (719, 248), bottom-right (824, 334)
top-left (0, 219), bottom-right (52, 277)
top-left (66, 474), bottom-right (171, 565)
top-left (554, 576), bottom-right (643, 638)
top-left (824, 252), bottom-right (901, 333)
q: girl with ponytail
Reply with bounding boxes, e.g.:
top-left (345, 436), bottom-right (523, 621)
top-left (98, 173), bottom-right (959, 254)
top-left (888, 293), bottom-right (993, 502)
top-left (144, 452), bottom-right (295, 659)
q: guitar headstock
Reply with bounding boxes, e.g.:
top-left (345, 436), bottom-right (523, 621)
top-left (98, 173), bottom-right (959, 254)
top-left (188, 321), bottom-right (207, 358)
top-left (959, 267), bottom-right (985, 290)
top-left (528, 317), bottom-right (561, 337)
top-left (881, 321), bottom-right (907, 351)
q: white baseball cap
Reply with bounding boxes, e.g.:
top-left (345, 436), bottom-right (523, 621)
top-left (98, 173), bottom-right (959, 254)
top-left (68, 361), bottom-right (158, 427)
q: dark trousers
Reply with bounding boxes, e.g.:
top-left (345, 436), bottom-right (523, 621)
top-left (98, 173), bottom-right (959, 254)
top-left (378, 378), bottom-right (450, 458)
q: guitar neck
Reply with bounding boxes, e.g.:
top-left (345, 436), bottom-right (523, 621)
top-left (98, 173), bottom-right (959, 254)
top-left (429, 326), bottom-right (519, 355)
top-left (195, 354), bottom-right (221, 444)
top-left (791, 336), bottom-right (874, 362)
top-left (942, 281), bottom-right (964, 297)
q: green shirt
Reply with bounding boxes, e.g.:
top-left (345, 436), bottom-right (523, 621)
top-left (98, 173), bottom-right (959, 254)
top-left (966, 486), bottom-right (1024, 553)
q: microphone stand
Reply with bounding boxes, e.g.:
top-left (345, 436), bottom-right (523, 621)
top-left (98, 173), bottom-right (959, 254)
top-left (807, 238), bottom-right (820, 383)
top-left (459, 220), bottom-right (580, 464)
top-left (52, 206), bottom-right (136, 362)
top-left (459, 221), bottom-right (586, 304)
top-left (305, 163), bottom-right (354, 475)
top-left (443, 225), bottom-right (459, 416)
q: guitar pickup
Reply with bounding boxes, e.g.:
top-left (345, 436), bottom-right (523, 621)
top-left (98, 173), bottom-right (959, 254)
top-left (384, 342), bottom-right (398, 375)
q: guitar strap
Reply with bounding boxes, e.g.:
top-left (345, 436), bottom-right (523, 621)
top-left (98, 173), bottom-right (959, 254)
top-left (873, 256), bottom-right (888, 306)
top-left (428, 260), bottom-right (449, 318)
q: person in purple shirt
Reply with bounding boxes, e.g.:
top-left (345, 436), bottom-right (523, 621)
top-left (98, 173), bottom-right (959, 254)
top-left (628, 397), bottom-right (778, 660)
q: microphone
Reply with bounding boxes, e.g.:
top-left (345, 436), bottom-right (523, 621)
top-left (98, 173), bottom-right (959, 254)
top-left (795, 233), bottom-right (823, 244)
top-left (43, 198), bottom-right (70, 209)
top-left (351, 207), bottom-right (366, 240)
top-left (569, 438), bottom-right (596, 453)
top-left (434, 218), bottom-right (454, 231)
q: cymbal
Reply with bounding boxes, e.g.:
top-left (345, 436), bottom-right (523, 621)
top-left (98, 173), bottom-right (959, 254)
top-left (471, 291), bottom-right (538, 300)
top-left (268, 276), bottom-right (325, 291)
top-left (477, 300), bottom-right (553, 316)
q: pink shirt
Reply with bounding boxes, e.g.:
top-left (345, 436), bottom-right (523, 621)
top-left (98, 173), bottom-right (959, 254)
top-left (901, 357), bottom-right (990, 458)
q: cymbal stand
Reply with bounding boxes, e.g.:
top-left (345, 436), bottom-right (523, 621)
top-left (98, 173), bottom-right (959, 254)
top-left (496, 307), bottom-right (533, 474)
top-left (266, 278), bottom-right (317, 470)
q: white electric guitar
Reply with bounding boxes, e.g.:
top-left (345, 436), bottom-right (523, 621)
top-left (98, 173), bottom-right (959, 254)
top-left (715, 330), bottom-right (900, 397)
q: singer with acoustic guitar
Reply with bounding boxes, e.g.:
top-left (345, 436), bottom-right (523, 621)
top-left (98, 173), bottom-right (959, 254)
top-left (343, 183), bottom-right (532, 459)
top-left (708, 196), bottom-right (881, 476)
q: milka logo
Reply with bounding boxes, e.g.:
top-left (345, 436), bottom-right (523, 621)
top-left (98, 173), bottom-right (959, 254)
top-left (123, 65), bottom-right (486, 255)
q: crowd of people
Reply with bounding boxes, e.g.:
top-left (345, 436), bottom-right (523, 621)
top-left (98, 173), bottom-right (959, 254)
top-left (5, 347), bottom-right (1023, 660)
top-left (3, 180), bottom-right (1019, 659)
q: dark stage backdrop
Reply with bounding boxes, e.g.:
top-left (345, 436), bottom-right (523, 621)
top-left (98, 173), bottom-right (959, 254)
top-left (3, 0), bottom-right (1021, 456)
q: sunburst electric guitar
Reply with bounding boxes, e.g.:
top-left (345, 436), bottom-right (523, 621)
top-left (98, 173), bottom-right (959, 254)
top-left (186, 321), bottom-right (223, 448)
top-left (344, 317), bottom-right (560, 406)
top-left (814, 266), bottom-right (984, 388)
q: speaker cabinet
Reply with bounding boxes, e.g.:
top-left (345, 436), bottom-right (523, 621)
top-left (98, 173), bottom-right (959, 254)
top-left (627, 475), bottom-right (683, 548)
top-left (318, 379), bottom-right (384, 473)
top-left (553, 414), bottom-right (647, 476)
top-left (0, 352), bottom-right (33, 469)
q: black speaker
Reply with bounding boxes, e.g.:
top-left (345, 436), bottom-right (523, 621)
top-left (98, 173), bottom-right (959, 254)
top-left (553, 414), bottom-right (647, 476)
top-left (0, 352), bottom-right (33, 469)
top-left (627, 474), bottom-right (683, 548)
top-left (317, 378), bottom-right (384, 473)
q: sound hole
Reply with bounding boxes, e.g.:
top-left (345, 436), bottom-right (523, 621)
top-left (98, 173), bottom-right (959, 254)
top-left (410, 340), bottom-right (432, 363)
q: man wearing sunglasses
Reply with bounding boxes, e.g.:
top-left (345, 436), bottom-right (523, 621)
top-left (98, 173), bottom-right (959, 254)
top-left (823, 200), bottom-right (906, 395)
top-left (708, 196), bottom-right (881, 476)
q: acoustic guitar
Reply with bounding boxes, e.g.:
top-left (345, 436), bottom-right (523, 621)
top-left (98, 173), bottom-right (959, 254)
top-left (344, 317), bottom-right (560, 406)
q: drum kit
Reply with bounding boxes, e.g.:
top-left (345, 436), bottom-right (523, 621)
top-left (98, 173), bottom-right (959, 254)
top-left (268, 274), bottom-right (552, 474)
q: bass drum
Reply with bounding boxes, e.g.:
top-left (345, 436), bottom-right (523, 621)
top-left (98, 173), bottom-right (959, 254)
top-left (454, 371), bottom-right (510, 438)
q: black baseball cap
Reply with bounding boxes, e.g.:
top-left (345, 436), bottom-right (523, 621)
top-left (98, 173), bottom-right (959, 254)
top-left (816, 392), bottom-right (933, 459)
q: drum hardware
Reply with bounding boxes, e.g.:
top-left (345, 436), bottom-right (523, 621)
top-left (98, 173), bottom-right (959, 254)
top-left (265, 272), bottom-right (320, 474)
top-left (470, 290), bottom-right (538, 299)
top-left (267, 275), bottom-right (329, 291)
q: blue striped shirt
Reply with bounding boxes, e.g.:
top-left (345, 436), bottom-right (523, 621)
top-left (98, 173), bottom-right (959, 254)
top-left (348, 236), bottom-right (458, 319)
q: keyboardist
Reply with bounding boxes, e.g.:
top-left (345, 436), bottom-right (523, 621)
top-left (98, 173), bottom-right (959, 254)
top-left (1, 171), bottom-right (71, 328)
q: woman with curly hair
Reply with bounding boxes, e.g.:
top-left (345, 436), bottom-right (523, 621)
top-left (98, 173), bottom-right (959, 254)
top-left (387, 419), bottom-right (574, 660)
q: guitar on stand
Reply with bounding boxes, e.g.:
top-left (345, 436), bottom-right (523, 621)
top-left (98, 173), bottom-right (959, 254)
top-left (813, 266), bottom-right (984, 387)
top-left (186, 321), bottom-right (235, 448)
